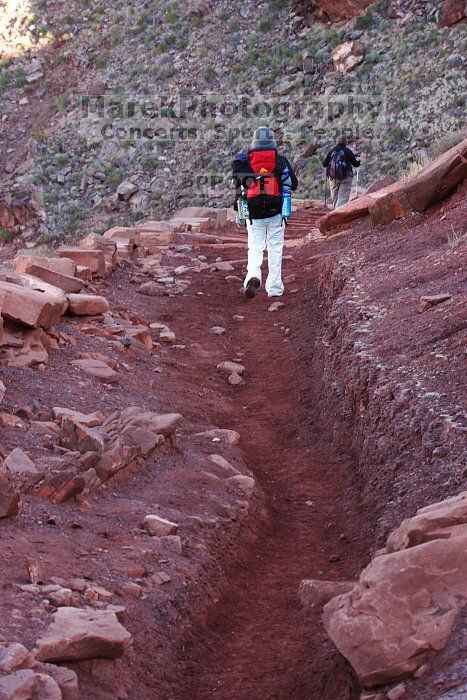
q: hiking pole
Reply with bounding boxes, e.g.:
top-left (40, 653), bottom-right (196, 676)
top-left (355, 168), bottom-right (360, 199)
top-left (323, 168), bottom-right (327, 208)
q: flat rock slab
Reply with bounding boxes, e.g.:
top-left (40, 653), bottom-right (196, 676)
top-left (13, 255), bottom-right (77, 277)
top-left (67, 294), bottom-right (110, 316)
top-left (418, 294), bottom-right (452, 313)
top-left (22, 264), bottom-right (84, 294)
top-left (35, 607), bottom-right (132, 662)
top-left (73, 359), bottom-right (119, 383)
top-left (52, 407), bottom-right (104, 427)
top-left (0, 280), bottom-right (65, 329)
top-left (144, 514), bottom-right (178, 537)
top-left (57, 247), bottom-right (106, 278)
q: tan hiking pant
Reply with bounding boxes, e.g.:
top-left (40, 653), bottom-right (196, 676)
top-left (329, 175), bottom-right (353, 209)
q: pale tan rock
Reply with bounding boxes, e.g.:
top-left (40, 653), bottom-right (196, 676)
top-left (13, 255), bottom-right (76, 277)
top-left (144, 514), bottom-right (178, 537)
top-left (102, 227), bottom-right (140, 245)
top-left (208, 454), bottom-right (241, 477)
top-left (60, 416), bottom-right (105, 454)
top-left (332, 40), bottom-right (365, 73)
top-left (0, 281), bottom-right (65, 329)
top-left (268, 301), bottom-right (285, 312)
top-left (21, 264), bottom-right (83, 294)
top-left (386, 490), bottom-right (467, 552)
top-left (228, 372), bottom-right (244, 386)
top-left (113, 407), bottom-right (183, 437)
top-left (159, 329), bottom-right (176, 343)
top-left (46, 587), bottom-right (74, 607)
top-left (1, 272), bottom-right (67, 311)
top-left (150, 572), bottom-right (172, 586)
top-left (3, 448), bottom-right (37, 475)
top-left (0, 643), bottom-right (34, 672)
top-left (57, 247), bottom-right (106, 278)
top-left (417, 294), bottom-right (452, 314)
top-left (217, 361), bottom-right (245, 375)
top-left (66, 294), bottom-right (109, 316)
top-left (73, 359), bottom-right (119, 383)
top-left (34, 608), bottom-right (132, 662)
top-left (226, 474), bottom-right (255, 498)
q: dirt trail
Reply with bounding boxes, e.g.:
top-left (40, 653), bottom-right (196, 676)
top-left (179, 215), bottom-right (367, 699)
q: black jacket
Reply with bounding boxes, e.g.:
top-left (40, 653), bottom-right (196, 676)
top-left (232, 150), bottom-right (298, 220)
top-left (322, 144), bottom-right (360, 175)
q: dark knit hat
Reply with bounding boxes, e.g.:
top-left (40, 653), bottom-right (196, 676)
top-left (250, 126), bottom-right (277, 150)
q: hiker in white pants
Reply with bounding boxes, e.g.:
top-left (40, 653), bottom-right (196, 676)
top-left (232, 126), bottom-right (298, 300)
top-left (245, 214), bottom-right (285, 297)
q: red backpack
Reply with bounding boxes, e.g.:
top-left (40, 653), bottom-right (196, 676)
top-left (246, 150), bottom-right (280, 199)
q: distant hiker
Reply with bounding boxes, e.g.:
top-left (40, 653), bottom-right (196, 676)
top-left (322, 137), bottom-right (360, 209)
top-left (232, 126), bottom-right (298, 299)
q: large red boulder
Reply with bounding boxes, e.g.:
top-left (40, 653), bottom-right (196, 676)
top-left (404, 136), bottom-right (467, 212)
top-left (323, 491), bottom-right (467, 688)
top-left (0, 280), bottom-right (65, 328)
top-left (317, 195), bottom-right (373, 232)
top-left (57, 247), bottom-right (106, 278)
top-left (21, 264), bottom-right (84, 293)
top-left (368, 187), bottom-right (413, 225)
top-left (439, 0), bottom-right (466, 26)
top-left (14, 255), bottom-right (77, 277)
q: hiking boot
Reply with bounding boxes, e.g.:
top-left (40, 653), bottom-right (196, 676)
top-left (244, 277), bottom-right (260, 299)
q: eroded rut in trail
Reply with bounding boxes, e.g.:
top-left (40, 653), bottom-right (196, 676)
top-left (178, 226), bottom-right (368, 699)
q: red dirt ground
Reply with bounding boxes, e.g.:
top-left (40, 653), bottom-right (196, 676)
top-left (0, 187), bottom-right (465, 699)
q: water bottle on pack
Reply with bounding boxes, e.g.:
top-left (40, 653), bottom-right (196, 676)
top-left (236, 185), bottom-right (250, 227)
top-left (281, 192), bottom-right (291, 219)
